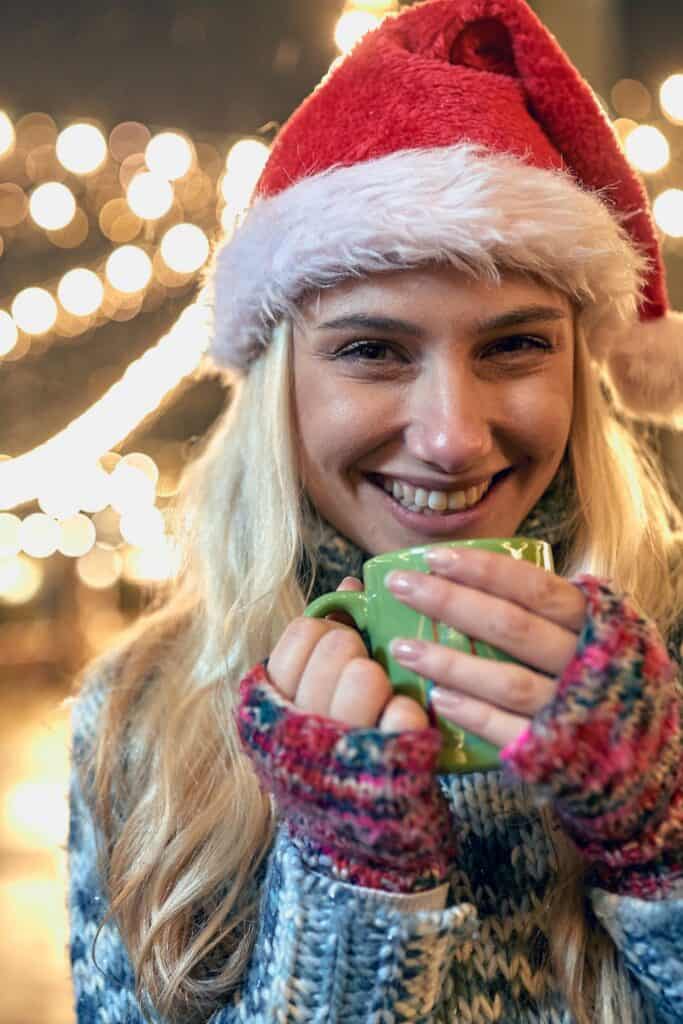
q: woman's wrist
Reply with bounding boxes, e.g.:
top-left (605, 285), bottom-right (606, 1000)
top-left (236, 662), bottom-right (456, 893)
top-left (502, 576), bottom-right (682, 898)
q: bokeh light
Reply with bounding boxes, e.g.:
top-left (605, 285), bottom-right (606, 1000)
top-left (126, 171), bottom-right (174, 219)
top-left (334, 9), bottom-right (381, 54)
top-left (11, 288), bottom-right (58, 335)
top-left (109, 456), bottom-right (157, 514)
top-left (57, 514), bottom-right (97, 557)
top-left (653, 189), bottom-right (683, 237)
top-left (0, 311), bottom-right (18, 356)
top-left (624, 125), bottom-right (670, 173)
top-left (56, 123), bottom-right (108, 175)
top-left (222, 139), bottom-right (270, 211)
top-left (0, 183), bottom-right (28, 228)
top-left (57, 269), bottom-right (104, 317)
top-left (19, 513), bottom-right (60, 558)
top-left (123, 537), bottom-right (180, 583)
top-left (660, 74), bottom-right (683, 125)
top-left (0, 111), bottom-right (16, 157)
top-left (0, 555), bottom-right (43, 604)
top-left (0, 512), bottom-right (22, 558)
top-left (610, 79), bottom-right (651, 120)
top-left (105, 245), bottom-right (153, 293)
top-left (29, 181), bottom-right (77, 230)
top-left (160, 222), bottom-right (210, 273)
top-left (109, 121), bottom-right (151, 164)
top-left (76, 546), bottom-right (122, 589)
top-left (146, 132), bottom-right (193, 181)
top-left (119, 505), bottom-right (165, 547)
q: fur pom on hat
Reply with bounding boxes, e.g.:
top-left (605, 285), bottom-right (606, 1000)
top-left (206, 0), bottom-right (683, 424)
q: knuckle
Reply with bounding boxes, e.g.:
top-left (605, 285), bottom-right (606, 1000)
top-left (506, 668), bottom-right (538, 713)
top-left (315, 626), bottom-right (365, 659)
top-left (342, 657), bottom-right (392, 699)
top-left (531, 570), bottom-right (558, 609)
top-left (494, 604), bottom-right (530, 646)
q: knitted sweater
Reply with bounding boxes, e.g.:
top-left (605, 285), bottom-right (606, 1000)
top-left (68, 487), bottom-right (683, 1023)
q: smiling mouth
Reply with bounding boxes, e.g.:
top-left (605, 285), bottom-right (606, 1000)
top-left (366, 468), bottom-right (513, 516)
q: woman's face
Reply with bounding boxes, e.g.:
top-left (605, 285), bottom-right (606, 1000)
top-left (292, 265), bottom-right (574, 555)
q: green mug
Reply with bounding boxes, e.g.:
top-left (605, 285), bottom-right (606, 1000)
top-left (304, 537), bottom-right (554, 773)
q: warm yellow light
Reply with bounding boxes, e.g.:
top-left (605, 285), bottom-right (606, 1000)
top-left (29, 181), bottom-right (76, 230)
top-left (0, 111), bottom-right (15, 157)
top-left (0, 512), bottom-right (22, 557)
top-left (121, 452), bottom-right (159, 487)
top-left (119, 505), bottom-right (165, 547)
top-left (146, 132), bottom-right (193, 181)
top-left (334, 9), bottom-right (381, 54)
top-left (78, 464), bottom-right (113, 513)
top-left (3, 782), bottom-right (68, 847)
top-left (109, 458), bottom-right (156, 514)
top-left (0, 555), bottom-right (43, 603)
top-left (56, 123), bottom-right (107, 175)
top-left (624, 125), bottom-right (670, 173)
top-left (653, 189), bottom-right (683, 237)
top-left (660, 74), bottom-right (683, 125)
top-left (57, 268), bottom-right (104, 317)
top-left (58, 513), bottom-right (97, 557)
top-left (0, 310), bottom-right (18, 356)
top-left (37, 474), bottom-right (81, 519)
top-left (160, 222), bottom-right (210, 273)
top-left (76, 546), bottom-right (123, 589)
top-left (19, 513), bottom-right (60, 558)
top-left (123, 536), bottom-right (180, 583)
top-left (11, 288), bottom-right (58, 335)
top-left (106, 245), bottom-right (153, 293)
top-left (222, 139), bottom-right (270, 210)
top-left (126, 171), bottom-right (174, 219)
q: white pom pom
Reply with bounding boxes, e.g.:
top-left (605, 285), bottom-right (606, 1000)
top-left (606, 312), bottom-right (683, 427)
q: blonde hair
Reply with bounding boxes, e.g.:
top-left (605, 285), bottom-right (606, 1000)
top-left (79, 304), bottom-right (682, 1024)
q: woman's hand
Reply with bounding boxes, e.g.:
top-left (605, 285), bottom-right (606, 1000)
top-left (268, 577), bottom-right (430, 732)
top-left (385, 546), bottom-right (588, 749)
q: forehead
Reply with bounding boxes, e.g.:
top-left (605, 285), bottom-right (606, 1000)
top-left (299, 265), bottom-right (573, 326)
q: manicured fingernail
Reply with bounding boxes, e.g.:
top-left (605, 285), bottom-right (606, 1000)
top-left (424, 548), bottom-right (459, 570)
top-left (385, 571), bottom-right (412, 592)
top-left (389, 638), bottom-right (425, 661)
top-left (431, 686), bottom-right (463, 708)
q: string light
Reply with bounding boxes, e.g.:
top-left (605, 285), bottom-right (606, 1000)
top-left (56, 123), bottom-right (108, 175)
top-left (126, 171), bottom-right (174, 220)
top-left (0, 311), bottom-right (18, 356)
top-left (0, 555), bottom-right (43, 604)
top-left (0, 512), bottom-right (22, 558)
top-left (0, 111), bottom-right (15, 157)
top-left (334, 9), bottom-right (382, 53)
top-left (660, 74), bottom-right (683, 125)
top-left (624, 124), bottom-right (670, 173)
top-left (29, 181), bottom-right (77, 230)
top-left (653, 189), bottom-right (683, 237)
top-left (105, 245), bottom-right (153, 292)
top-left (160, 223), bottom-right (210, 273)
top-left (57, 269), bottom-right (104, 317)
top-left (146, 132), bottom-right (194, 181)
top-left (57, 514), bottom-right (97, 557)
top-left (11, 288), bottom-right (57, 335)
top-left (19, 513), bottom-right (60, 558)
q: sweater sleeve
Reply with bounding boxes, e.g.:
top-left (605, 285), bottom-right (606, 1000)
top-left (68, 663), bottom-right (479, 1024)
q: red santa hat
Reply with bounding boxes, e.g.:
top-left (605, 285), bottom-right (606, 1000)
top-left (206, 0), bottom-right (683, 423)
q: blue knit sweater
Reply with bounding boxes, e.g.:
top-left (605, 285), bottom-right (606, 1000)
top-left (68, 498), bottom-right (683, 1022)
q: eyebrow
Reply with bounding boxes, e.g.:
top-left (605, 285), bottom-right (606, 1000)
top-left (317, 305), bottom-right (569, 336)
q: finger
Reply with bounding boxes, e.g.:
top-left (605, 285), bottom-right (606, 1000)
top-left (386, 571), bottom-right (577, 676)
top-left (430, 687), bottom-right (530, 749)
top-left (268, 617), bottom-right (339, 699)
top-left (378, 694), bottom-right (430, 733)
top-left (326, 576), bottom-right (364, 627)
top-left (295, 626), bottom-right (367, 715)
top-left (423, 547), bottom-right (587, 632)
top-left (328, 657), bottom-right (393, 727)
top-left (389, 639), bottom-right (555, 717)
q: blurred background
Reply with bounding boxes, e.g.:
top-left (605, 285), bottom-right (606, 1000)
top-left (1, 1), bottom-right (683, 1021)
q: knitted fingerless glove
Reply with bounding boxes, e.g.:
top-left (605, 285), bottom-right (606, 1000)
top-left (502, 575), bottom-right (682, 899)
top-left (236, 663), bottom-right (456, 893)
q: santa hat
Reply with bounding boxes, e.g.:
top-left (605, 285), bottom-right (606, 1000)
top-left (206, 0), bottom-right (683, 424)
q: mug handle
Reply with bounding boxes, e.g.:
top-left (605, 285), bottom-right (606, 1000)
top-left (304, 591), bottom-right (368, 631)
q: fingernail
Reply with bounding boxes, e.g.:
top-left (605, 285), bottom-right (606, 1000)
top-left (424, 548), bottom-right (459, 570)
top-left (385, 571), bottom-right (412, 592)
top-left (389, 638), bottom-right (425, 661)
top-left (431, 686), bottom-right (463, 708)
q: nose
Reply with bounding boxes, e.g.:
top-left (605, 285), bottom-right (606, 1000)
top-left (403, 358), bottom-right (494, 473)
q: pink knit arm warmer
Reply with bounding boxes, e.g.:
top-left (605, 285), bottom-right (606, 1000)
top-left (236, 664), bottom-right (456, 894)
top-left (502, 575), bottom-right (682, 899)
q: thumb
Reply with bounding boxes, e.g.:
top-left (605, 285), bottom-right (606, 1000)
top-left (326, 576), bottom-right (364, 627)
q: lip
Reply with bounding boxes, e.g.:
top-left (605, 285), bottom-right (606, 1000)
top-left (365, 468), bottom-right (512, 536)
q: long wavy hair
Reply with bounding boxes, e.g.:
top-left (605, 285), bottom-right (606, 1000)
top-left (79, 286), bottom-right (683, 1024)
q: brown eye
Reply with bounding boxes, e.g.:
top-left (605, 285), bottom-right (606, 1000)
top-left (484, 335), bottom-right (552, 357)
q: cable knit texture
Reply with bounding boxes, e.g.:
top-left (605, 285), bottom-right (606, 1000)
top-left (502, 575), bottom-right (682, 899)
top-left (236, 664), bottom-right (456, 892)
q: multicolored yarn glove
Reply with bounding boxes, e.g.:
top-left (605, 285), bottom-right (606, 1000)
top-left (502, 575), bottom-right (682, 900)
top-left (236, 663), bottom-right (456, 893)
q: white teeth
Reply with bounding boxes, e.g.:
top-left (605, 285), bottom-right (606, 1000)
top-left (380, 476), bottom-right (492, 515)
top-left (428, 490), bottom-right (448, 510)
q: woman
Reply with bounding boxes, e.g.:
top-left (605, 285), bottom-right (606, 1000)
top-left (69, 1), bottom-right (683, 1022)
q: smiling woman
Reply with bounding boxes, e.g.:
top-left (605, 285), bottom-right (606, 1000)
top-left (68, 2), bottom-right (683, 1024)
